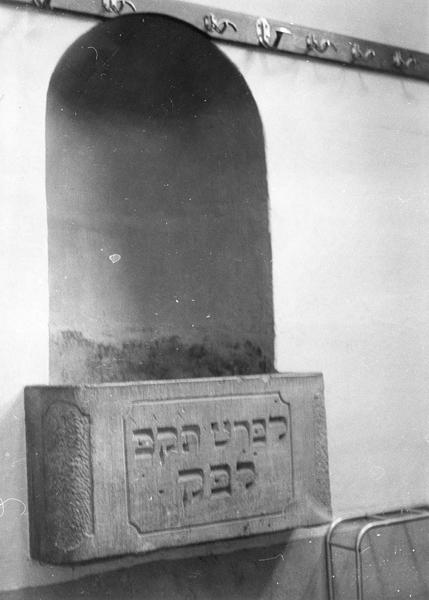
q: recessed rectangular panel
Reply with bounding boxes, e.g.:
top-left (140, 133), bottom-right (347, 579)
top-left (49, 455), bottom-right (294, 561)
top-left (124, 393), bottom-right (292, 534)
top-left (25, 374), bottom-right (331, 564)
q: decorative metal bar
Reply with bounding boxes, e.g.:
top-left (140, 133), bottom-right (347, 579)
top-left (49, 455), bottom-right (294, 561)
top-left (7, 0), bottom-right (429, 83)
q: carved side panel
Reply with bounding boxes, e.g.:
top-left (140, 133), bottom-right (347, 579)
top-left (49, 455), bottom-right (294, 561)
top-left (43, 402), bottom-right (94, 552)
top-left (312, 392), bottom-right (332, 515)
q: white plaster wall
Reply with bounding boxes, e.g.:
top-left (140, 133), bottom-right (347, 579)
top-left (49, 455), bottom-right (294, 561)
top-left (0, 0), bottom-right (429, 591)
top-left (237, 52), bottom-right (429, 516)
top-left (0, 6), bottom-right (96, 590)
top-left (202, 0), bottom-right (429, 517)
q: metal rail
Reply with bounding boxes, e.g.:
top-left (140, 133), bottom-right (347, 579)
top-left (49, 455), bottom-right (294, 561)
top-left (5, 0), bottom-right (429, 84)
top-left (326, 507), bottom-right (429, 600)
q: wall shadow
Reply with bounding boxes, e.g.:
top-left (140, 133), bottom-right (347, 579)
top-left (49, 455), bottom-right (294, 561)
top-left (47, 14), bottom-right (274, 384)
top-left (2, 533), bottom-right (328, 600)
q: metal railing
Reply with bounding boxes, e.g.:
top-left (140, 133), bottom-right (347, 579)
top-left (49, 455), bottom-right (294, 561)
top-left (326, 506), bottom-right (429, 600)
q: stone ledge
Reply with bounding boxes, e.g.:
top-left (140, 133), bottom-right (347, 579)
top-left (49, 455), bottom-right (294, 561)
top-left (25, 374), bottom-right (331, 564)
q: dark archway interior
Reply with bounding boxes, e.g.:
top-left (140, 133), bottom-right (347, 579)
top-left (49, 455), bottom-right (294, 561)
top-left (47, 14), bottom-right (274, 383)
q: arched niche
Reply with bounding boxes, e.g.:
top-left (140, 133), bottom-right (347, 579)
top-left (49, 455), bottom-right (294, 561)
top-left (47, 14), bottom-right (274, 383)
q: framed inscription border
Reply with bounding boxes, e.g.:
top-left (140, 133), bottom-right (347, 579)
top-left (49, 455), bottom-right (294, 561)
top-left (25, 373), bottom-right (331, 564)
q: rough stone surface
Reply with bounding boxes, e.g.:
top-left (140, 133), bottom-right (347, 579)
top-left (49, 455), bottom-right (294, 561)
top-left (43, 402), bottom-right (93, 552)
top-left (50, 332), bottom-right (274, 384)
top-left (25, 374), bottom-right (331, 564)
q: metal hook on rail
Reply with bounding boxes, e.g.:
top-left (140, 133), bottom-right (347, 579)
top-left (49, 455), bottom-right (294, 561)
top-left (306, 34), bottom-right (337, 53)
top-left (256, 17), bottom-right (292, 49)
top-left (33, 0), bottom-right (51, 8)
top-left (393, 51), bottom-right (417, 69)
top-left (203, 13), bottom-right (237, 35)
top-left (103, 0), bottom-right (136, 14)
top-left (350, 43), bottom-right (375, 61)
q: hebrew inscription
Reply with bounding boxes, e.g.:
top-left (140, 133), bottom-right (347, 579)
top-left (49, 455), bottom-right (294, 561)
top-left (124, 393), bottom-right (293, 534)
top-left (25, 375), bottom-right (330, 563)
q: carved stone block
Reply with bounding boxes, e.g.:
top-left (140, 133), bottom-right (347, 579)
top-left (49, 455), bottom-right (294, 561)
top-left (25, 374), bottom-right (331, 564)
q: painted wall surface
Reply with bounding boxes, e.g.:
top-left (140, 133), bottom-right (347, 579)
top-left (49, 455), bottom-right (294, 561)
top-left (1, 0), bottom-right (429, 593)
top-left (234, 50), bottom-right (429, 517)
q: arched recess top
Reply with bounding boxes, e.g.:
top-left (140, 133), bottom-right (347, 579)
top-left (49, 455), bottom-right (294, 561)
top-left (47, 13), bottom-right (274, 383)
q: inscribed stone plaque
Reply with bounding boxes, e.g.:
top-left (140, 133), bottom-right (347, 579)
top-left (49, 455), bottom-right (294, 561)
top-left (124, 393), bottom-right (292, 533)
top-left (25, 374), bottom-right (331, 564)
